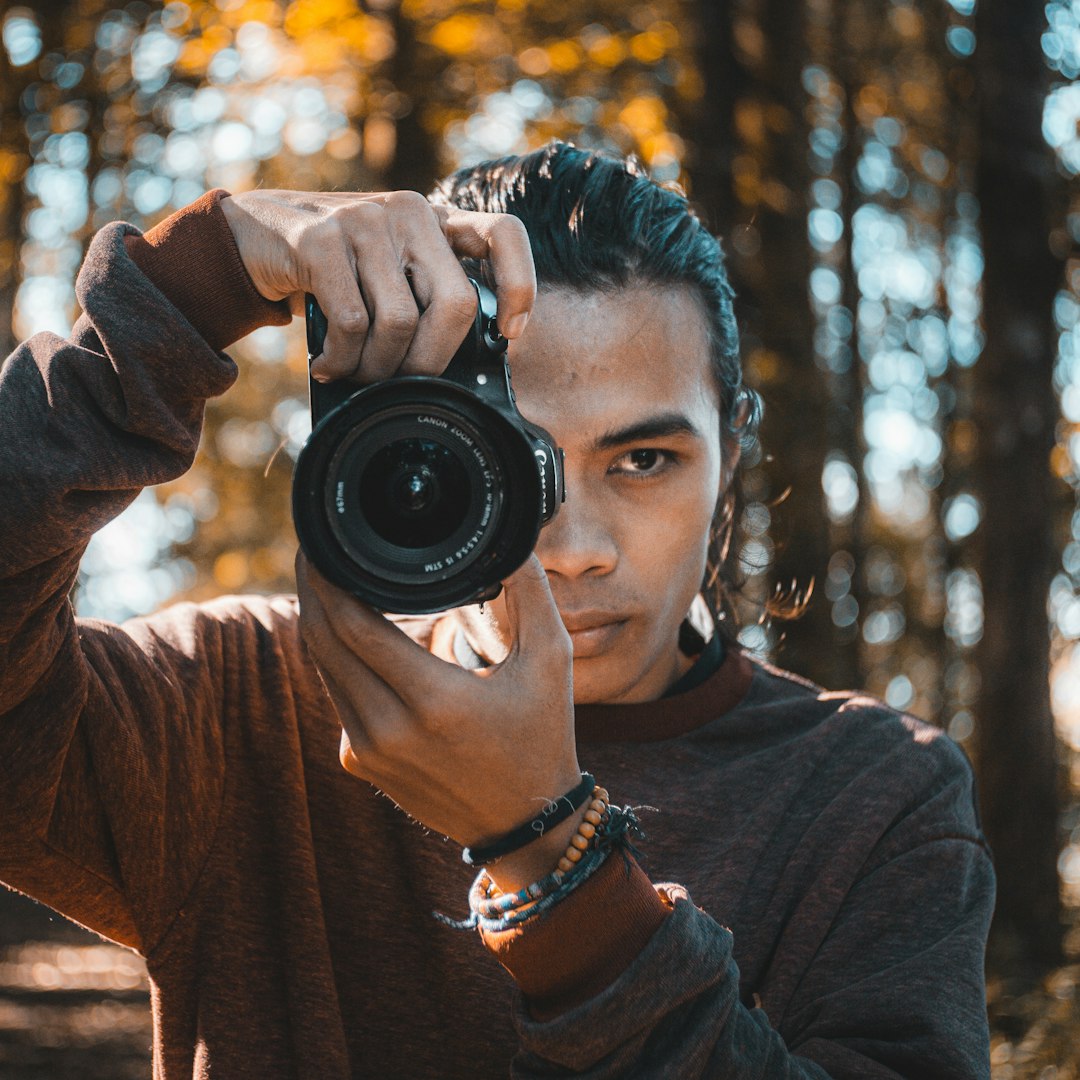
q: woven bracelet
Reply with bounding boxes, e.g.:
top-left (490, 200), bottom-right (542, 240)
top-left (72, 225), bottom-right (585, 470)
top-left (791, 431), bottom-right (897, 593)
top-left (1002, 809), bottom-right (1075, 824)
top-left (461, 773), bottom-right (596, 867)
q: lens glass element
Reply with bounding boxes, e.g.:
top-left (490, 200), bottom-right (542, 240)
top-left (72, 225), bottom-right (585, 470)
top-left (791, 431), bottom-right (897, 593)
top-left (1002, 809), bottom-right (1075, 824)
top-left (358, 437), bottom-right (469, 548)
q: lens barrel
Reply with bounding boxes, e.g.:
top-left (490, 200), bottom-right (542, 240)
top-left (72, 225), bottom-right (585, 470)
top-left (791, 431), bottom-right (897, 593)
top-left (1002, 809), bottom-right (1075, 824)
top-left (294, 377), bottom-right (551, 613)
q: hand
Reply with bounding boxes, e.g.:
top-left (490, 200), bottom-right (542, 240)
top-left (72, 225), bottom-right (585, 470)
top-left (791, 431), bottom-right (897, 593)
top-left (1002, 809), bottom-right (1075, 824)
top-left (219, 189), bottom-right (536, 383)
top-left (296, 553), bottom-right (583, 891)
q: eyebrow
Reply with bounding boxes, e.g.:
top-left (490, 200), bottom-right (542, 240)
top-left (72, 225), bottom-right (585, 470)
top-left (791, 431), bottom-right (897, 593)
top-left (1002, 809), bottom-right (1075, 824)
top-left (590, 412), bottom-right (704, 452)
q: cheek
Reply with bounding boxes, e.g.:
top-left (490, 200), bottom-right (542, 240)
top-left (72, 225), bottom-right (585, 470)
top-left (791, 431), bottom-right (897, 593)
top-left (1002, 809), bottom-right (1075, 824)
top-left (631, 478), bottom-right (717, 601)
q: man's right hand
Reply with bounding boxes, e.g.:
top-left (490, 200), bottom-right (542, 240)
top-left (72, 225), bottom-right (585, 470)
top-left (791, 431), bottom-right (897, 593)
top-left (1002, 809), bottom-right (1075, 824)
top-left (219, 189), bottom-right (537, 384)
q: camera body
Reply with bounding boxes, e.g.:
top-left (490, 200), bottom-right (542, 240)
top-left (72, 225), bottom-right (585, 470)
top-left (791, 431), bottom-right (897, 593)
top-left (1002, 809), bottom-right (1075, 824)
top-left (292, 281), bottom-right (564, 614)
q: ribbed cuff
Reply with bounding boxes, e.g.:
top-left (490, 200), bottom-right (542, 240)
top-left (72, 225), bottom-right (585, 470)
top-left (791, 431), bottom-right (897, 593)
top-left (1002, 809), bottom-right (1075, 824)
top-left (480, 852), bottom-right (671, 1022)
top-left (123, 189), bottom-right (291, 350)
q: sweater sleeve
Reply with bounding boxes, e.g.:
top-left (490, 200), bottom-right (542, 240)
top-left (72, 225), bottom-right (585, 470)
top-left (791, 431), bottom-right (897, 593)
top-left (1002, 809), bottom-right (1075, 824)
top-left (486, 734), bottom-right (994, 1079)
top-left (0, 198), bottom-right (288, 952)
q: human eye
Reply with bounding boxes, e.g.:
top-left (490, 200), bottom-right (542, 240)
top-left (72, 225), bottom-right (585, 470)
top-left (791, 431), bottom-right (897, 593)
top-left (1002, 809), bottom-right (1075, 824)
top-left (610, 448), bottom-right (675, 477)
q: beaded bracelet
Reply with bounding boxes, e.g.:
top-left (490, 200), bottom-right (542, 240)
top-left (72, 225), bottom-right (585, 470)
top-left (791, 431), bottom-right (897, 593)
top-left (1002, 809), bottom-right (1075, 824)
top-left (468, 842), bottom-right (611, 932)
top-left (473, 786), bottom-right (609, 915)
top-left (470, 791), bottom-right (652, 933)
top-left (433, 788), bottom-right (645, 933)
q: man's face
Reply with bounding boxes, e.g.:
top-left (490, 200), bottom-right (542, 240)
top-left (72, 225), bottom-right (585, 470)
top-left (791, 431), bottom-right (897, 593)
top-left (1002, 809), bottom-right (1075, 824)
top-left (458, 284), bottom-right (731, 705)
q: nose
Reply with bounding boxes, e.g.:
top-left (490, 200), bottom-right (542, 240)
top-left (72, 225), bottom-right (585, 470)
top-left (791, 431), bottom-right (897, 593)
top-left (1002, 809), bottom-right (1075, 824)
top-left (535, 486), bottom-right (618, 580)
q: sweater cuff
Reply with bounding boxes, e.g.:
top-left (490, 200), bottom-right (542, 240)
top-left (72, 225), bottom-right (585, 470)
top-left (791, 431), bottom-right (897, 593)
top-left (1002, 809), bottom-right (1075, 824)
top-left (123, 189), bottom-right (291, 350)
top-left (480, 853), bottom-right (671, 1022)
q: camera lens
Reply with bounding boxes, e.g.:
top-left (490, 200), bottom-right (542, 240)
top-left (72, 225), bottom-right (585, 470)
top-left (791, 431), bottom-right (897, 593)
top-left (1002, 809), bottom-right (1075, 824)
top-left (325, 406), bottom-right (503, 586)
top-left (293, 376), bottom-right (553, 614)
top-left (359, 438), bottom-right (469, 549)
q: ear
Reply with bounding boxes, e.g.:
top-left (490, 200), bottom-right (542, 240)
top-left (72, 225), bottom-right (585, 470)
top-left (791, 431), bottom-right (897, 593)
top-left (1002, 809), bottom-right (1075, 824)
top-left (719, 434), bottom-right (742, 495)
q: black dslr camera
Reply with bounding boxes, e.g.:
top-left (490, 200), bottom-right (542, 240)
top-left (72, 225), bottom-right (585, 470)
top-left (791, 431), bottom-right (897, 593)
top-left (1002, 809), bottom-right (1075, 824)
top-left (293, 281), bottom-right (564, 614)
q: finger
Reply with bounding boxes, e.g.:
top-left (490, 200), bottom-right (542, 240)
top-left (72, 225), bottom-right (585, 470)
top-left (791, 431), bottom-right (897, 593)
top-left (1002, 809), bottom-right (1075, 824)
top-left (439, 208), bottom-right (536, 339)
top-left (305, 247), bottom-right (370, 383)
top-left (500, 554), bottom-right (570, 660)
top-left (296, 555), bottom-right (404, 710)
top-left (371, 191), bottom-right (478, 376)
top-left (346, 207), bottom-right (422, 382)
top-left (297, 553), bottom-right (450, 705)
top-left (400, 266), bottom-right (477, 376)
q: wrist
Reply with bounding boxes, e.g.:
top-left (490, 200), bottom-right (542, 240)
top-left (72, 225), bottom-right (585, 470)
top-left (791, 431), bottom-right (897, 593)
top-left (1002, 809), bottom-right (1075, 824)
top-left (125, 190), bottom-right (291, 350)
top-left (484, 806), bottom-right (588, 895)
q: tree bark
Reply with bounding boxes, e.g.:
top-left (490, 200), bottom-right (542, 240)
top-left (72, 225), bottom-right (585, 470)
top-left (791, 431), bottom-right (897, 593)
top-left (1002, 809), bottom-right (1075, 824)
top-left (973, 0), bottom-right (1063, 967)
top-left (693, 0), bottom-right (832, 685)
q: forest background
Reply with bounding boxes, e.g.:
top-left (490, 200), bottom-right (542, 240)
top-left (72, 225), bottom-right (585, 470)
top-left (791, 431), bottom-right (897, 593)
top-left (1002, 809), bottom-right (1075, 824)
top-left (0, 0), bottom-right (1077, 1076)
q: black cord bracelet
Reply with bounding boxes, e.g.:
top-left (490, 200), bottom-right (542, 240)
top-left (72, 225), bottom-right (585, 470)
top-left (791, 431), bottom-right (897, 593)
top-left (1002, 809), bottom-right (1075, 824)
top-left (461, 773), bottom-right (596, 867)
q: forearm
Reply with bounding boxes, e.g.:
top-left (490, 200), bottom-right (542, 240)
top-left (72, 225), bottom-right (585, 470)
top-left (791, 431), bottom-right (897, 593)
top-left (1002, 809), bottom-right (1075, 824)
top-left (507, 889), bottom-right (833, 1079)
top-left (0, 192), bottom-right (291, 686)
top-left (486, 834), bottom-right (992, 1078)
top-left (0, 199), bottom-right (293, 946)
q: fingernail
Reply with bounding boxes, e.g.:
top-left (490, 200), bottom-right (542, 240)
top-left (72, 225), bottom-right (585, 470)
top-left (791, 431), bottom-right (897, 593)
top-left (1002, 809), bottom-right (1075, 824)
top-left (504, 312), bottom-right (529, 339)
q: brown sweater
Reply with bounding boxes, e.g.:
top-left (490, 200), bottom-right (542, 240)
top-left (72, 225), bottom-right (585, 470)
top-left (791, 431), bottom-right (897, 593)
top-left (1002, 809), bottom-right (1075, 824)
top-left (0, 193), bottom-right (994, 1078)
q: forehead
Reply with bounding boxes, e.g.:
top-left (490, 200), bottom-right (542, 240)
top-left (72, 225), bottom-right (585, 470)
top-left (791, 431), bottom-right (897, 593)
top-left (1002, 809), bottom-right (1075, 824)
top-left (506, 285), bottom-right (719, 439)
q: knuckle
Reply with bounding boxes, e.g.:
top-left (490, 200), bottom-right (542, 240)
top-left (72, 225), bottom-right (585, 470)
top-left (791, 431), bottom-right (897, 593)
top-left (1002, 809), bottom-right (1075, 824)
top-left (386, 189), bottom-right (432, 215)
top-left (441, 286), bottom-right (479, 325)
top-left (378, 302), bottom-right (419, 341)
top-left (317, 358), bottom-right (355, 381)
top-left (374, 721), bottom-right (412, 758)
top-left (489, 213), bottom-right (529, 246)
top-left (306, 217), bottom-right (343, 249)
top-left (336, 309), bottom-right (370, 335)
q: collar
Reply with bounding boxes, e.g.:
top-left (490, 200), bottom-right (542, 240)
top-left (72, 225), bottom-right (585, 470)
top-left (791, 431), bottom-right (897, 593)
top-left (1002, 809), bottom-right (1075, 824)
top-left (442, 620), bottom-right (754, 745)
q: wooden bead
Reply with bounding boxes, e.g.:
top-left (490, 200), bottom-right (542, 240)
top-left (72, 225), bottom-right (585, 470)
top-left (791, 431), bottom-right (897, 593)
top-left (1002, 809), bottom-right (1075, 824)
top-left (595, 787), bottom-right (610, 802)
top-left (570, 832), bottom-right (589, 851)
top-left (558, 856), bottom-right (573, 873)
top-left (590, 798), bottom-right (607, 813)
top-left (579, 822), bottom-right (596, 839)
top-left (565, 846), bottom-right (583, 863)
top-left (584, 809), bottom-right (602, 825)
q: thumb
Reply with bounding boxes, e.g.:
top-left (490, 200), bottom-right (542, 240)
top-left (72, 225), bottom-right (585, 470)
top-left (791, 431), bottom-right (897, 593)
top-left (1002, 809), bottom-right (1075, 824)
top-left (500, 553), bottom-right (568, 657)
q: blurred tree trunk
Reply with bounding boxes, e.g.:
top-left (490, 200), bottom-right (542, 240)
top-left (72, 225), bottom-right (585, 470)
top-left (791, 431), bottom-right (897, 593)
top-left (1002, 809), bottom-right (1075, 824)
top-left (385, 5), bottom-right (440, 194)
top-left (683, 0), bottom-right (740, 231)
top-left (689, 0), bottom-right (835, 686)
top-left (0, 45), bottom-right (30, 359)
top-left (825, 0), bottom-right (869, 695)
top-left (973, 0), bottom-right (1063, 966)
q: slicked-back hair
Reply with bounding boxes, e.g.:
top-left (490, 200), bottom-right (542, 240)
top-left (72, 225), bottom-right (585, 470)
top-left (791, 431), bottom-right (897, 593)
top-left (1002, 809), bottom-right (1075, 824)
top-left (430, 141), bottom-right (761, 641)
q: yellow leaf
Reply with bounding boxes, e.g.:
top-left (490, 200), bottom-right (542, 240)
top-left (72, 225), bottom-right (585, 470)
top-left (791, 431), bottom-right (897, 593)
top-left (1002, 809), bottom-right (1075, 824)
top-left (586, 34), bottom-right (626, 68)
top-left (748, 347), bottom-right (781, 384)
top-left (641, 130), bottom-right (684, 167)
top-left (546, 39), bottom-right (583, 74)
top-left (338, 14), bottom-right (395, 63)
top-left (284, 0), bottom-right (360, 38)
top-left (618, 94), bottom-right (667, 139)
top-left (629, 29), bottom-right (666, 64)
top-left (214, 551), bottom-right (249, 589)
top-left (429, 12), bottom-right (485, 56)
top-left (855, 84), bottom-right (889, 122)
top-left (518, 46), bottom-right (550, 76)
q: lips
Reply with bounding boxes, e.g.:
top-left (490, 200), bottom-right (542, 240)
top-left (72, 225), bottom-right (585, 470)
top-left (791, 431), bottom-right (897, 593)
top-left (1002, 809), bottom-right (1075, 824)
top-left (558, 611), bottom-right (628, 658)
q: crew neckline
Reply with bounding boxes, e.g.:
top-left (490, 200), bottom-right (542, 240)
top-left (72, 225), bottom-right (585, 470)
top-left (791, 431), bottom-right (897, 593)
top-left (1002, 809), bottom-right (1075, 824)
top-left (436, 617), bottom-right (754, 746)
top-left (574, 644), bottom-right (753, 744)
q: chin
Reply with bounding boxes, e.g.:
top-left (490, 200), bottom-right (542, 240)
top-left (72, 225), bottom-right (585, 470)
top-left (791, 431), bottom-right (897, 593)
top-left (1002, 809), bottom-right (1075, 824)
top-left (570, 657), bottom-right (651, 706)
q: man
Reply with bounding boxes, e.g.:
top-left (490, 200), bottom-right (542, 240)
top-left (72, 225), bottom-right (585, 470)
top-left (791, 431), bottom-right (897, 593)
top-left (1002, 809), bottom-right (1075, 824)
top-left (0, 142), bottom-right (993, 1077)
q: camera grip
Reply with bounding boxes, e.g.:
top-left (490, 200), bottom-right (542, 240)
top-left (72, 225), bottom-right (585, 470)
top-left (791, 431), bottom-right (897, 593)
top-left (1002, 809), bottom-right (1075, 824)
top-left (305, 292), bottom-right (329, 359)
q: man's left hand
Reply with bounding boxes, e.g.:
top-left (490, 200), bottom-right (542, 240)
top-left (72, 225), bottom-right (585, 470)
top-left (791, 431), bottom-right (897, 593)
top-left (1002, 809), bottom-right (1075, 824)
top-left (296, 552), bottom-right (584, 888)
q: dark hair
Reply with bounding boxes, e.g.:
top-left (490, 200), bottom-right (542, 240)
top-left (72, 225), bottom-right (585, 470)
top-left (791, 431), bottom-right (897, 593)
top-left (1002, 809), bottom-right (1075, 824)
top-left (431, 141), bottom-right (761, 640)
